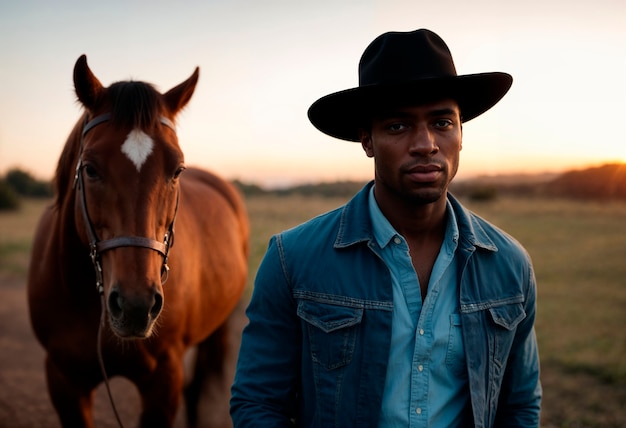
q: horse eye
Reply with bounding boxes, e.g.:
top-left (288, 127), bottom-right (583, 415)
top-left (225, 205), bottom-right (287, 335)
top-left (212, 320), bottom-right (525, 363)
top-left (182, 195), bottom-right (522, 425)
top-left (173, 166), bottom-right (186, 179)
top-left (83, 164), bottom-right (99, 179)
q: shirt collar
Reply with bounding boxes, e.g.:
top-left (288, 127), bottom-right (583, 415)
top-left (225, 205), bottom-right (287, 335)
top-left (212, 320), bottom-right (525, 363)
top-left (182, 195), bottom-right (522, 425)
top-left (368, 186), bottom-right (398, 248)
top-left (335, 181), bottom-right (496, 252)
top-left (367, 185), bottom-right (459, 249)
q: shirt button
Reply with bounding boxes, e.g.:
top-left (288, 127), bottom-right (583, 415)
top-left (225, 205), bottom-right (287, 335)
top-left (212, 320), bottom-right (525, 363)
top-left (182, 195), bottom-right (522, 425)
top-left (393, 236), bottom-right (402, 245)
top-left (419, 329), bottom-right (424, 335)
top-left (418, 365), bottom-right (423, 372)
top-left (416, 408), bottom-right (422, 415)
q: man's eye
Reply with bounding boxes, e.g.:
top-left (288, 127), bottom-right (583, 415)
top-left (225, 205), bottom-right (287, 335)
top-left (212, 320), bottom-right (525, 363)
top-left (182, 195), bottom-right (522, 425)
top-left (434, 119), bottom-right (453, 128)
top-left (387, 123), bottom-right (406, 132)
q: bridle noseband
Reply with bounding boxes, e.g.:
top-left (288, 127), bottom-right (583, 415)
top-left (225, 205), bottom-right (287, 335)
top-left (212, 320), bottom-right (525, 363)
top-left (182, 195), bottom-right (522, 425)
top-left (73, 113), bottom-right (179, 294)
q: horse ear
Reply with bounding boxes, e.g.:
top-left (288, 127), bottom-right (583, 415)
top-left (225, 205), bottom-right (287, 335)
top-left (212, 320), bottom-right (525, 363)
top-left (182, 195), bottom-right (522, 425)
top-left (163, 67), bottom-right (199, 115)
top-left (73, 55), bottom-right (104, 110)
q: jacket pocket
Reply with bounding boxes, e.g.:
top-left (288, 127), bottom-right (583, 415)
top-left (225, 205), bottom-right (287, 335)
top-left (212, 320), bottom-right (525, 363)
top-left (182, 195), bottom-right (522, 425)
top-left (488, 303), bottom-right (525, 331)
top-left (487, 302), bottom-right (526, 369)
top-left (297, 300), bottom-right (363, 370)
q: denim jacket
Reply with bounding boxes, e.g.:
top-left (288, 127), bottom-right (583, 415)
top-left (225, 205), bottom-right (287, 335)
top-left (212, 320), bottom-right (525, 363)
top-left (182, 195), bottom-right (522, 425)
top-left (231, 182), bottom-right (541, 427)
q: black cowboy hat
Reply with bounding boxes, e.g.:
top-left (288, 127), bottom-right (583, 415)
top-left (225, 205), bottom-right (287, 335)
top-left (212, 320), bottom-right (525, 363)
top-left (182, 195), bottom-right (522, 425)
top-left (307, 28), bottom-right (513, 142)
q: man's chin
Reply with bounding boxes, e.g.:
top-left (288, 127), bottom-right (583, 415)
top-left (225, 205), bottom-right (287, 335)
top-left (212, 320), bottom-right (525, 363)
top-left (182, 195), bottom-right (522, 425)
top-left (405, 187), bottom-right (447, 205)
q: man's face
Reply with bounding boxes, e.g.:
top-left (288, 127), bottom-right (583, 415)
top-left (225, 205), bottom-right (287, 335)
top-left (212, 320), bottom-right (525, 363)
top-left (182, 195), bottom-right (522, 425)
top-left (360, 99), bottom-right (462, 205)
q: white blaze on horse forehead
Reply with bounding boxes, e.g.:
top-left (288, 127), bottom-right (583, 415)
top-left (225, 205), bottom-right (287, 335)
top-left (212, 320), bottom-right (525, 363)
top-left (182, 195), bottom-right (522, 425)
top-left (121, 129), bottom-right (154, 171)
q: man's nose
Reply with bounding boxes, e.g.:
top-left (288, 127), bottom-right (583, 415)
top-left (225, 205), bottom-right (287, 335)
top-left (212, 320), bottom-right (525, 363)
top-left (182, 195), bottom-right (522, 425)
top-left (408, 126), bottom-right (438, 155)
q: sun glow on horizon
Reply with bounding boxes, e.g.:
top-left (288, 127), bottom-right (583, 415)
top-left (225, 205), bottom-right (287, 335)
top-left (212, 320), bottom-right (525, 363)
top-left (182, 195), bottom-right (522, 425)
top-left (0, 1), bottom-right (624, 189)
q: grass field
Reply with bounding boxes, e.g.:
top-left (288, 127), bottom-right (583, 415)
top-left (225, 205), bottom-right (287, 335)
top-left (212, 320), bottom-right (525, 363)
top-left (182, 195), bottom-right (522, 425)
top-left (2, 194), bottom-right (625, 426)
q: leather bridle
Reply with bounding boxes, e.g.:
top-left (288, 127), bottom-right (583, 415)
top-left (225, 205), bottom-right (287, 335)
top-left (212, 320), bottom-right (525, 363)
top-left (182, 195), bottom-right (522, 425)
top-left (73, 113), bottom-right (179, 294)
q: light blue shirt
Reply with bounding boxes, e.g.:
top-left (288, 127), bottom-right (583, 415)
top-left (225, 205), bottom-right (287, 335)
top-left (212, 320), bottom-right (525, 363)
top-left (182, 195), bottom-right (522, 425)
top-left (369, 187), bottom-right (471, 426)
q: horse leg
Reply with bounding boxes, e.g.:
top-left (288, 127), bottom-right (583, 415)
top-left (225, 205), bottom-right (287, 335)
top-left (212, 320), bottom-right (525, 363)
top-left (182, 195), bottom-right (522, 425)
top-left (45, 355), bottom-right (96, 428)
top-left (136, 356), bottom-right (185, 428)
top-left (184, 323), bottom-right (228, 428)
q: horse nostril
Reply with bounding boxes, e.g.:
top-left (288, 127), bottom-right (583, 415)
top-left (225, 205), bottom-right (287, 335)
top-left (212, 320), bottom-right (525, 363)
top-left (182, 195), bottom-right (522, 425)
top-left (108, 289), bottom-right (123, 319)
top-left (151, 292), bottom-right (163, 318)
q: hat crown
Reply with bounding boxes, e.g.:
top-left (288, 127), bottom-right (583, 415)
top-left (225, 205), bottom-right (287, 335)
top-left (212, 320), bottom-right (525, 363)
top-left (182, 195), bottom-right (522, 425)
top-left (359, 29), bottom-right (458, 86)
top-left (308, 28), bottom-right (512, 141)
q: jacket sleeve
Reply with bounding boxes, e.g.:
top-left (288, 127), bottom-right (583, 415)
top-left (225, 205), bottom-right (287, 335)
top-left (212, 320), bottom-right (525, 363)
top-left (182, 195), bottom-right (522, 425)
top-left (494, 260), bottom-right (542, 426)
top-left (230, 235), bottom-right (300, 427)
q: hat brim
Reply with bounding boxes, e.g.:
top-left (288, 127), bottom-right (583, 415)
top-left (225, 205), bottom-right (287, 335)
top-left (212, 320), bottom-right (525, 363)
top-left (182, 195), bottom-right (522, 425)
top-left (307, 72), bottom-right (512, 142)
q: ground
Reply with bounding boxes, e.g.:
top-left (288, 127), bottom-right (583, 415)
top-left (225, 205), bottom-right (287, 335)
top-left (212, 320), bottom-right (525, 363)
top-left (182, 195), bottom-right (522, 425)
top-left (1, 271), bottom-right (625, 427)
top-left (0, 272), bottom-right (245, 428)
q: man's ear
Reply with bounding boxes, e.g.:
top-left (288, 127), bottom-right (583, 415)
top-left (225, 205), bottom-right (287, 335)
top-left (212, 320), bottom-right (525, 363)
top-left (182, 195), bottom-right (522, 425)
top-left (360, 130), bottom-right (374, 158)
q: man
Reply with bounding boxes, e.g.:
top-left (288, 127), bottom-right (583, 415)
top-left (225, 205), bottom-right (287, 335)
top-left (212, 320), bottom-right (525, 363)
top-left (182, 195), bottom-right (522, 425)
top-left (231, 29), bottom-right (541, 427)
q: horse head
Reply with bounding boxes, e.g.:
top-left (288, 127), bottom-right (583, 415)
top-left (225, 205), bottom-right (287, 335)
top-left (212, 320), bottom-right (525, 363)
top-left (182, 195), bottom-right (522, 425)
top-left (71, 55), bottom-right (199, 339)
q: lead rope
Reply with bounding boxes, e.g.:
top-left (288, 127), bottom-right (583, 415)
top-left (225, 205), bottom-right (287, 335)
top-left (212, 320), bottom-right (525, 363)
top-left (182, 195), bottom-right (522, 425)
top-left (97, 292), bottom-right (125, 428)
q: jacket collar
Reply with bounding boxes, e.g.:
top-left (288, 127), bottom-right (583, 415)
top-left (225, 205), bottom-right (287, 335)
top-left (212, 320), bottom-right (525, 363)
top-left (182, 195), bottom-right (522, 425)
top-left (335, 181), bottom-right (497, 252)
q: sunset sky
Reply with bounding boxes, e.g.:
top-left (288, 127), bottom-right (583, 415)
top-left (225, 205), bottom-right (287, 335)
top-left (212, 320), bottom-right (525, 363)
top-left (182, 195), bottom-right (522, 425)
top-left (1, 0), bottom-right (624, 187)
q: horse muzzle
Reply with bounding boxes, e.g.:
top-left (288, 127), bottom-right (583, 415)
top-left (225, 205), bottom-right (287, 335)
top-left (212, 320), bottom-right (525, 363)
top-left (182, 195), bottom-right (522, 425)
top-left (106, 281), bottom-right (163, 338)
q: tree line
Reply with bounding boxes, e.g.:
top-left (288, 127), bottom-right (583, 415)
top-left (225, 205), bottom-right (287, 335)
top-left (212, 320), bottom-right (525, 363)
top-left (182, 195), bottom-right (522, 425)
top-left (0, 168), bottom-right (53, 210)
top-left (2, 163), bottom-right (625, 211)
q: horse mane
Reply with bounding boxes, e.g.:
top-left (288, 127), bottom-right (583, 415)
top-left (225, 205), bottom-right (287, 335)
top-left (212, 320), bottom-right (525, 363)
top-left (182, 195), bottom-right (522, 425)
top-left (108, 81), bottom-right (166, 130)
top-left (53, 80), bottom-right (167, 206)
top-left (53, 119), bottom-right (83, 207)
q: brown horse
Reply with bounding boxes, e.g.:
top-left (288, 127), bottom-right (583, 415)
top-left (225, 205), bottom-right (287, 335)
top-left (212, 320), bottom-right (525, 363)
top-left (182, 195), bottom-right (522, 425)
top-left (27, 56), bottom-right (249, 428)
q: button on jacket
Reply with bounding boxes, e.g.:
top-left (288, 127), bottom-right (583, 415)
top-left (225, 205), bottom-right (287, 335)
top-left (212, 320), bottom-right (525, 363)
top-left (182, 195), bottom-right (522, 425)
top-left (231, 181), bottom-right (541, 427)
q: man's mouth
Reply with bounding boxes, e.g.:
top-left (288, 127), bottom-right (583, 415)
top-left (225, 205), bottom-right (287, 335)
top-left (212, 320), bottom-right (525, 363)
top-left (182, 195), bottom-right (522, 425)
top-left (405, 164), bottom-right (442, 182)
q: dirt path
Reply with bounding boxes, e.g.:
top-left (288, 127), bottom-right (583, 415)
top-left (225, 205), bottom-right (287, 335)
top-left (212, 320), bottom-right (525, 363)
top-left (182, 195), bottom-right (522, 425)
top-left (2, 271), bottom-right (625, 427)
top-left (0, 272), bottom-right (246, 428)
